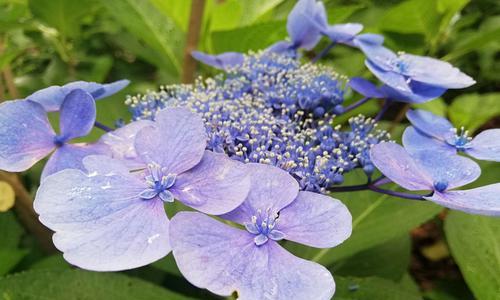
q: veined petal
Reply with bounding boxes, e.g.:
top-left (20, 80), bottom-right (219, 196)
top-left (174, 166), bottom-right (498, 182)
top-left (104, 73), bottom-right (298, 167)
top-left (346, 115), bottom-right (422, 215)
top-left (41, 143), bottom-right (108, 179)
top-left (135, 107), bottom-right (207, 174)
top-left (191, 51), bottom-right (244, 70)
top-left (170, 212), bottom-right (335, 300)
top-left (365, 60), bottom-right (411, 93)
top-left (370, 142), bottom-right (433, 191)
top-left (34, 159), bottom-right (169, 271)
top-left (222, 163), bottom-right (299, 225)
top-left (467, 129), bottom-right (500, 162)
top-left (0, 100), bottom-right (55, 172)
top-left (170, 151), bottom-right (251, 215)
top-left (425, 184), bottom-right (500, 216)
top-left (406, 109), bottom-right (454, 141)
top-left (278, 191), bottom-right (352, 248)
top-left (59, 89), bottom-right (96, 140)
top-left (403, 127), bottom-right (455, 156)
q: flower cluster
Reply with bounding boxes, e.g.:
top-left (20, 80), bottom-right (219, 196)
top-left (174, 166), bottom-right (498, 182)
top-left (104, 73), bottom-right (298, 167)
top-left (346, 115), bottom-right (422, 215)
top-left (0, 0), bottom-right (498, 299)
top-left (127, 52), bottom-right (389, 193)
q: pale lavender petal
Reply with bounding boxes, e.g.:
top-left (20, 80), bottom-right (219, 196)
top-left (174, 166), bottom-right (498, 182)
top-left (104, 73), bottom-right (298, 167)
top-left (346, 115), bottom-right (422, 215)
top-left (191, 51), bottom-right (244, 70)
top-left (59, 89), bottom-right (96, 140)
top-left (100, 120), bottom-right (154, 168)
top-left (403, 127), bottom-right (455, 156)
top-left (170, 212), bottom-right (335, 300)
top-left (370, 142), bottom-right (433, 191)
top-left (324, 23), bottom-right (363, 43)
top-left (135, 107), bottom-right (207, 174)
top-left (287, 0), bottom-right (325, 50)
top-left (0, 100), bottom-right (55, 172)
top-left (365, 60), bottom-right (411, 93)
top-left (380, 81), bottom-right (446, 104)
top-left (28, 80), bottom-right (129, 112)
top-left (222, 163), bottom-right (299, 224)
top-left (400, 54), bottom-right (475, 89)
top-left (41, 143), bottom-right (108, 179)
top-left (278, 191), bottom-right (352, 248)
top-left (170, 151), bottom-right (251, 215)
top-left (82, 154), bottom-right (131, 176)
top-left (348, 77), bottom-right (385, 98)
top-left (359, 44), bottom-right (397, 71)
top-left (34, 160), bottom-right (170, 271)
top-left (425, 184), bottom-right (500, 216)
top-left (406, 109), bottom-right (454, 141)
top-left (353, 33), bottom-right (384, 46)
top-left (467, 129), bottom-right (500, 162)
top-left (412, 151), bottom-right (480, 190)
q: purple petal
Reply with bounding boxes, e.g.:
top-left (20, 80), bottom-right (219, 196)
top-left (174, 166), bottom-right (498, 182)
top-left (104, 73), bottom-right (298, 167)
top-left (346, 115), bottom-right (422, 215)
top-left (100, 120), bottom-right (154, 168)
top-left (59, 89), bottom-right (96, 140)
top-left (170, 212), bottom-right (335, 300)
top-left (266, 41), bottom-right (295, 54)
top-left (34, 159), bottom-right (170, 271)
top-left (425, 184), bottom-right (500, 216)
top-left (324, 23), bottom-right (363, 43)
top-left (406, 109), bottom-right (454, 141)
top-left (348, 77), bottom-right (385, 98)
top-left (402, 127), bottom-right (455, 156)
top-left (135, 107), bottom-right (207, 174)
top-left (0, 100), bottom-right (55, 172)
top-left (353, 33), bottom-right (384, 46)
top-left (278, 191), bottom-right (352, 248)
top-left (170, 151), bottom-right (251, 215)
top-left (380, 81), bottom-right (446, 104)
top-left (359, 44), bottom-right (397, 71)
top-left (365, 60), bottom-right (411, 93)
top-left (27, 80), bottom-right (129, 112)
top-left (412, 151), bottom-right (480, 190)
top-left (221, 163), bottom-right (299, 225)
top-left (191, 51), bottom-right (244, 70)
top-left (400, 54), bottom-right (475, 89)
top-left (370, 142), bottom-right (433, 191)
top-left (41, 143), bottom-right (109, 179)
top-left (287, 0), bottom-right (325, 50)
top-left (467, 129), bottom-right (500, 162)
top-left (82, 154), bottom-right (131, 175)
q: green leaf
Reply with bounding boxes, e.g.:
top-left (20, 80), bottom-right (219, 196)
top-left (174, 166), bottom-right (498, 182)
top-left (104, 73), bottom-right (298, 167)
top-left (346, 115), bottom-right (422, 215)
top-left (211, 21), bottom-right (287, 53)
top-left (326, 4), bottom-right (365, 24)
top-left (0, 212), bottom-right (27, 275)
top-left (99, 0), bottom-right (184, 77)
top-left (335, 276), bottom-right (423, 300)
top-left (333, 234), bottom-right (411, 281)
top-left (413, 98), bottom-right (447, 117)
top-left (28, 0), bottom-right (94, 38)
top-left (448, 93), bottom-right (500, 132)
top-left (0, 269), bottom-right (195, 299)
top-left (445, 211), bottom-right (500, 300)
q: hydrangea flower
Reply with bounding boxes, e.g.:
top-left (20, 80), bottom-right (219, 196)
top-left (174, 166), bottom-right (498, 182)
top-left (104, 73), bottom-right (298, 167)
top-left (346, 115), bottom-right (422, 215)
top-left (371, 142), bottom-right (500, 216)
top-left (356, 42), bottom-right (475, 102)
top-left (267, 0), bottom-right (327, 54)
top-left (34, 107), bottom-right (251, 271)
top-left (403, 109), bottom-right (500, 162)
top-left (27, 79), bottom-right (129, 112)
top-left (191, 51), bottom-right (245, 70)
top-left (170, 163), bottom-right (352, 300)
top-left (0, 89), bottom-right (106, 178)
top-left (126, 52), bottom-right (390, 193)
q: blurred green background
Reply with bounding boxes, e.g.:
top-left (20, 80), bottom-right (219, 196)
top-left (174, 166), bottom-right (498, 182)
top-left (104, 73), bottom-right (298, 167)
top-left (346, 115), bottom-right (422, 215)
top-left (0, 0), bottom-right (499, 299)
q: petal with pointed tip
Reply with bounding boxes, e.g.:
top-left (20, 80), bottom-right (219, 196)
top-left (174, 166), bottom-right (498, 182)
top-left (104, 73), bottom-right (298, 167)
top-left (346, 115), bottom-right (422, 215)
top-left (170, 212), bottom-right (335, 300)
top-left (370, 142), bottom-right (433, 191)
top-left (135, 107), bottom-right (207, 174)
top-left (348, 77), bottom-right (385, 98)
top-left (365, 60), bottom-right (411, 93)
top-left (0, 100), bottom-right (55, 172)
top-left (278, 191), bottom-right (352, 248)
top-left (170, 151), bottom-right (250, 215)
top-left (467, 129), bottom-right (500, 162)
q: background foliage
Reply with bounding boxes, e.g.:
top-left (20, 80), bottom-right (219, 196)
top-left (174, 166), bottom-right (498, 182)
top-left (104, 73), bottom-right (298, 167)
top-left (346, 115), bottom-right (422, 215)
top-left (0, 0), bottom-right (499, 299)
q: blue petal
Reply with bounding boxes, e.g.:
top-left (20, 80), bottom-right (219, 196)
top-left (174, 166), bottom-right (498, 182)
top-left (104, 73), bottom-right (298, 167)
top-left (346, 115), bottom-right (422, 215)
top-left (139, 189), bottom-right (158, 200)
top-left (348, 77), bottom-right (385, 98)
top-left (27, 80), bottom-right (129, 112)
top-left (287, 0), bottom-right (326, 50)
top-left (359, 44), bottom-right (397, 71)
top-left (254, 234), bottom-right (269, 246)
top-left (379, 81), bottom-right (446, 104)
top-left (266, 41), bottom-right (295, 54)
top-left (353, 33), bottom-right (384, 46)
top-left (323, 23), bottom-right (363, 43)
top-left (467, 129), bottom-right (500, 162)
top-left (159, 190), bottom-right (174, 203)
top-left (425, 184), bottom-right (500, 216)
top-left (406, 109), bottom-right (454, 141)
top-left (244, 222), bottom-right (260, 235)
top-left (365, 60), bottom-right (411, 93)
top-left (191, 51), bottom-right (244, 70)
top-left (59, 89), bottom-right (96, 141)
top-left (268, 230), bottom-right (286, 241)
top-left (402, 127), bottom-right (455, 156)
top-left (0, 100), bottom-right (55, 172)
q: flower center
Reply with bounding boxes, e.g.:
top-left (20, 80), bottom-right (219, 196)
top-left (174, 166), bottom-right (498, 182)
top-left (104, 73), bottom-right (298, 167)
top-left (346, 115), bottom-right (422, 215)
top-left (139, 162), bottom-right (176, 203)
top-left (433, 181), bottom-right (448, 193)
top-left (244, 208), bottom-right (285, 246)
top-left (53, 135), bottom-right (67, 147)
top-left (446, 127), bottom-right (472, 151)
top-left (389, 56), bottom-right (409, 73)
